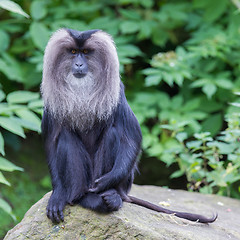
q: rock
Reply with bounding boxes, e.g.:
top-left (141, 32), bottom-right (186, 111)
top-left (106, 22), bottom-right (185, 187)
top-left (4, 185), bottom-right (240, 240)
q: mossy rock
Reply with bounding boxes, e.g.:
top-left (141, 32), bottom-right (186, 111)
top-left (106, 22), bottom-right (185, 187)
top-left (4, 185), bottom-right (240, 240)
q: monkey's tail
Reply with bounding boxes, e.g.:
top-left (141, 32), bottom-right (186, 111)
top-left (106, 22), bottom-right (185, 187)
top-left (126, 195), bottom-right (217, 224)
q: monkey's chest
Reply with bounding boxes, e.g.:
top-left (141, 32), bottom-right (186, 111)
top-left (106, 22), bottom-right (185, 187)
top-left (79, 128), bottom-right (103, 158)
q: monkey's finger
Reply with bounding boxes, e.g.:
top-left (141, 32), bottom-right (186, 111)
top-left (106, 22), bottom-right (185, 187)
top-left (68, 201), bottom-right (74, 206)
top-left (100, 189), bottom-right (116, 197)
top-left (95, 178), bottom-right (100, 184)
top-left (59, 211), bottom-right (64, 222)
top-left (58, 206), bottom-right (64, 222)
top-left (48, 209), bottom-right (55, 223)
top-left (89, 187), bottom-right (97, 192)
top-left (46, 209), bottom-right (51, 219)
top-left (53, 212), bottom-right (60, 223)
top-left (53, 206), bottom-right (60, 223)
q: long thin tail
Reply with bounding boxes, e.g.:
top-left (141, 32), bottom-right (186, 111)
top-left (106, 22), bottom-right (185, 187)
top-left (126, 195), bottom-right (217, 223)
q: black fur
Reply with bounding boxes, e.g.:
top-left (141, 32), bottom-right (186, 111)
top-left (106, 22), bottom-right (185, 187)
top-left (66, 29), bottom-right (99, 48)
top-left (42, 83), bottom-right (141, 222)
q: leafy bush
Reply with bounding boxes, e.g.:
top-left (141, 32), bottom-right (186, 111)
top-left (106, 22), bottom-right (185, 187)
top-left (160, 110), bottom-right (240, 197)
top-left (0, 88), bottom-right (42, 217)
top-left (0, 0), bottom-right (42, 220)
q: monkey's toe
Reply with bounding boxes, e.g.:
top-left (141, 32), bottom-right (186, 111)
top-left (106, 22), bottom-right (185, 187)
top-left (100, 189), bottom-right (122, 211)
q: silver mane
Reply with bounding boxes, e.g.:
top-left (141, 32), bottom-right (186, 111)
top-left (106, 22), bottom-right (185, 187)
top-left (41, 29), bottom-right (120, 130)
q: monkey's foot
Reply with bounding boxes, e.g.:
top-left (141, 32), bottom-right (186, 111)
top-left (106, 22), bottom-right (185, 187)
top-left (47, 194), bottom-right (66, 223)
top-left (100, 189), bottom-right (122, 211)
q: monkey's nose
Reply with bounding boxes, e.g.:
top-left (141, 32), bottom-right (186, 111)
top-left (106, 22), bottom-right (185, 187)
top-left (75, 63), bottom-right (83, 67)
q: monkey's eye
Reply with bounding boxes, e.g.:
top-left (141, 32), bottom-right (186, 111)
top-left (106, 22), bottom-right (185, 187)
top-left (71, 49), bottom-right (77, 54)
top-left (82, 49), bottom-right (88, 54)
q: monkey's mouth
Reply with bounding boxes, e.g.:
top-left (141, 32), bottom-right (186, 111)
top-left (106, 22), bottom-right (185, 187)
top-left (73, 72), bottom-right (87, 78)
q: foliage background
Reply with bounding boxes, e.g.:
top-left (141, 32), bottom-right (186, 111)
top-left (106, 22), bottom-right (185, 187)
top-left (1, 0), bottom-right (240, 238)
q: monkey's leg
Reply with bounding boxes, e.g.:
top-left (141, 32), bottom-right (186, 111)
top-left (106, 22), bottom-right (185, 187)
top-left (42, 111), bottom-right (66, 223)
top-left (46, 128), bottom-right (91, 223)
top-left (46, 141), bottom-right (67, 223)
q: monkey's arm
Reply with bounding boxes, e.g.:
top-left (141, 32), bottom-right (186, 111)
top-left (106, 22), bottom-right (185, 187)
top-left (42, 110), bottom-right (91, 222)
top-left (42, 110), bottom-right (66, 222)
top-left (90, 96), bottom-right (142, 193)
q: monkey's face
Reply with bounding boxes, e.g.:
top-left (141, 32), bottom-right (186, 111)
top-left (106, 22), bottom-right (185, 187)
top-left (70, 48), bottom-right (89, 78)
top-left (65, 29), bottom-right (99, 79)
top-left (43, 28), bottom-right (120, 90)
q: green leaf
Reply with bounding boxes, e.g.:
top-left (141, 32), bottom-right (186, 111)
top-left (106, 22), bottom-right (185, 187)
top-left (186, 111), bottom-right (207, 120)
top-left (52, 20), bottom-right (87, 32)
top-left (30, 22), bottom-right (50, 50)
top-left (190, 79), bottom-right (208, 88)
top-left (216, 79), bottom-right (233, 89)
top-left (0, 103), bottom-right (26, 114)
top-left (181, 98), bottom-right (201, 112)
top-left (194, 132), bottom-right (212, 140)
top-left (0, 198), bottom-right (11, 212)
top-left (138, 21), bottom-right (154, 39)
top-left (152, 26), bottom-right (168, 47)
top-left (230, 102), bottom-right (240, 108)
top-left (202, 83), bottom-right (217, 99)
top-left (119, 9), bottom-right (141, 20)
top-left (118, 45), bottom-right (142, 57)
top-left (15, 108), bottom-right (41, 132)
top-left (203, 0), bottom-right (228, 22)
top-left (157, 93), bottom-right (171, 109)
top-left (0, 90), bottom-right (6, 102)
top-left (147, 143), bottom-right (163, 156)
top-left (0, 116), bottom-right (25, 138)
top-left (186, 140), bottom-right (202, 149)
top-left (145, 75), bottom-right (162, 86)
top-left (142, 68), bottom-right (161, 75)
top-left (207, 141), bottom-right (234, 154)
top-left (201, 113), bottom-right (222, 136)
top-left (11, 116), bottom-right (40, 132)
top-left (0, 198), bottom-right (16, 221)
top-left (162, 72), bottom-right (174, 86)
top-left (7, 91), bottom-right (39, 104)
top-left (170, 170), bottom-right (185, 179)
top-left (0, 157), bottom-right (23, 172)
top-left (120, 21), bottom-right (140, 34)
top-left (0, 30), bottom-right (10, 52)
top-left (199, 98), bottom-right (223, 113)
top-left (0, 171), bottom-right (10, 186)
top-left (28, 99), bottom-right (43, 109)
top-left (142, 134), bottom-right (157, 149)
top-left (0, 0), bottom-right (29, 18)
top-left (30, 0), bottom-right (47, 20)
top-left (0, 132), bottom-right (5, 156)
top-left (171, 95), bottom-right (183, 109)
top-left (139, 0), bottom-right (154, 8)
top-left (176, 132), bottom-right (188, 142)
top-left (0, 53), bottom-right (23, 82)
top-left (173, 73), bottom-right (184, 86)
top-left (234, 92), bottom-right (240, 96)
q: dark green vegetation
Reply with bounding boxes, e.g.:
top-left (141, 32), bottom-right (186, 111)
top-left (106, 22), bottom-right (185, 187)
top-left (1, 0), bottom-right (240, 238)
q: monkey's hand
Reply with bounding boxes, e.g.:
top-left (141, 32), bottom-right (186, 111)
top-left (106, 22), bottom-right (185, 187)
top-left (47, 193), bottom-right (66, 223)
top-left (89, 174), bottom-right (112, 193)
